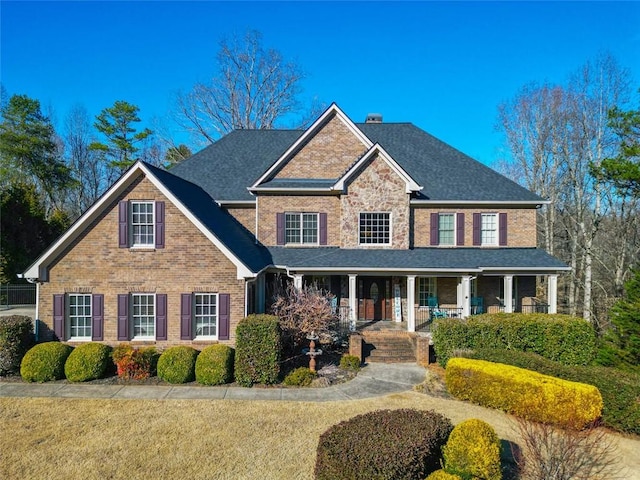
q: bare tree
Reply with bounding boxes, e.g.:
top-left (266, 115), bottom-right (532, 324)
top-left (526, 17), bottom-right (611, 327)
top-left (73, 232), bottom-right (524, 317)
top-left (173, 30), bottom-right (309, 146)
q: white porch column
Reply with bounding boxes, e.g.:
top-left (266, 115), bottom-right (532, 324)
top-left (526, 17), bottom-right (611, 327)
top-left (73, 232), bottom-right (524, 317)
top-left (293, 274), bottom-right (303, 290)
top-left (348, 274), bottom-right (358, 330)
top-left (461, 275), bottom-right (471, 318)
top-left (407, 275), bottom-right (416, 332)
top-left (547, 274), bottom-right (558, 314)
top-left (504, 275), bottom-right (514, 313)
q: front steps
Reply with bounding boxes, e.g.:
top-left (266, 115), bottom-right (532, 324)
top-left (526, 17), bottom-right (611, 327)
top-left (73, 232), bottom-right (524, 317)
top-left (361, 331), bottom-right (417, 363)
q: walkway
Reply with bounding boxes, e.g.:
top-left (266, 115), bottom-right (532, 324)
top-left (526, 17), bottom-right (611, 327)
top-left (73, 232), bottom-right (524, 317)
top-left (0, 362), bottom-right (426, 402)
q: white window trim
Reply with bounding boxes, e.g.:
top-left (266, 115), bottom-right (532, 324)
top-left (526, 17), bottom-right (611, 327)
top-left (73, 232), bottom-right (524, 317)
top-left (358, 212), bottom-right (392, 246)
top-left (131, 293), bottom-right (156, 341)
top-left (439, 213), bottom-right (455, 246)
top-left (194, 292), bottom-right (219, 340)
top-left (481, 212), bottom-right (498, 247)
top-left (67, 293), bottom-right (92, 341)
top-left (130, 201), bottom-right (155, 248)
top-left (417, 277), bottom-right (437, 308)
top-left (284, 212), bottom-right (319, 246)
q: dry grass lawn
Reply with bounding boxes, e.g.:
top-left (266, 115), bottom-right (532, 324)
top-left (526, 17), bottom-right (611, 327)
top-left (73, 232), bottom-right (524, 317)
top-left (1, 392), bottom-right (638, 480)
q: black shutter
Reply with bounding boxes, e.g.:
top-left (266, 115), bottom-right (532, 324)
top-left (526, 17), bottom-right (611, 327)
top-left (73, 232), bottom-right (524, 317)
top-left (430, 213), bottom-right (439, 246)
top-left (456, 213), bottom-right (465, 246)
top-left (53, 294), bottom-right (65, 340)
top-left (91, 294), bottom-right (104, 341)
top-left (473, 213), bottom-right (481, 246)
top-left (499, 213), bottom-right (508, 246)
top-left (276, 213), bottom-right (285, 245)
top-left (156, 294), bottom-right (167, 340)
top-left (180, 293), bottom-right (193, 340)
top-left (117, 294), bottom-right (129, 341)
top-left (118, 201), bottom-right (129, 248)
top-left (218, 294), bottom-right (230, 340)
top-left (319, 213), bottom-right (328, 245)
top-left (155, 201), bottom-right (165, 249)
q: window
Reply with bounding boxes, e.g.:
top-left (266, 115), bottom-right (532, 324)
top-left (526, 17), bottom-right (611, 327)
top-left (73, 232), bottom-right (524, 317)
top-left (439, 213), bottom-right (455, 246)
top-left (359, 212), bottom-right (391, 244)
top-left (194, 293), bottom-right (217, 338)
top-left (418, 278), bottom-right (437, 307)
top-left (481, 213), bottom-right (498, 246)
top-left (132, 293), bottom-right (155, 339)
top-left (131, 201), bottom-right (154, 247)
top-left (68, 294), bottom-right (91, 339)
top-left (285, 212), bottom-right (318, 244)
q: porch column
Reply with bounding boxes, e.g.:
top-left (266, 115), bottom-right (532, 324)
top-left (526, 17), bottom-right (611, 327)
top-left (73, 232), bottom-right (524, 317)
top-left (461, 275), bottom-right (471, 318)
top-left (256, 275), bottom-right (265, 314)
top-left (547, 274), bottom-right (558, 314)
top-left (407, 275), bottom-right (416, 332)
top-left (504, 275), bottom-right (514, 313)
top-left (348, 274), bottom-right (357, 329)
top-left (293, 274), bottom-right (303, 290)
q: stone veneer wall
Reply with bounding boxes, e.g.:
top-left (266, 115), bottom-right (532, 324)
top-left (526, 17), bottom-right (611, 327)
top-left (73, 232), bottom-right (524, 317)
top-left (274, 114), bottom-right (368, 179)
top-left (39, 175), bottom-right (245, 347)
top-left (341, 153), bottom-right (410, 249)
top-left (413, 207), bottom-right (537, 247)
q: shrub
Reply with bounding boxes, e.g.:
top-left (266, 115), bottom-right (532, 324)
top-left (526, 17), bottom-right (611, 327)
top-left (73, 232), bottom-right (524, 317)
top-left (157, 346), bottom-right (199, 384)
top-left (445, 358), bottom-right (602, 429)
top-left (283, 367), bottom-right (316, 386)
top-left (20, 342), bottom-right (73, 382)
top-left (425, 470), bottom-right (463, 480)
top-left (315, 409), bottom-right (453, 480)
top-left (442, 419), bottom-right (502, 480)
top-left (0, 315), bottom-right (34, 375)
top-left (339, 354), bottom-right (361, 371)
top-left (195, 344), bottom-right (234, 385)
top-left (112, 343), bottom-right (158, 380)
top-left (433, 314), bottom-right (596, 367)
top-left (467, 348), bottom-right (640, 435)
top-left (234, 314), bottom-right (281, 387)
top-left (64, 343), bottom-right (113, 382)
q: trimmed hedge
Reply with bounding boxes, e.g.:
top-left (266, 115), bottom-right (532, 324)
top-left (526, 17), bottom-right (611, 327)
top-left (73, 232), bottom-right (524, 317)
top-left (283, 367), bottom-right (316, 386)
top-left (20, 342), bottom-right (74, 382)
top-left (0, 315), bottom-right (34, 375)
top-left (64, 343), bottom-right (113, 382)
top-left (467, 348), bottom-right (640, 435)
top-left (433, 313), bottom-right (596, 367)
top-left (426, 470), bottom-right (463, 480)
top-left (195, 344), bottom-right (234, 385)
top-left (234, 314), bottom-right (282, 387)
top-left (339, 354), bottom-right (361, 371)
top-left (442, 419), bottom-right (502, 480)
top-left (445, 358), bottom-right (602, 429)
top-left (157, 346), bottom-right (199, 384)
top-left (315, 409), bottom-right (453, 480)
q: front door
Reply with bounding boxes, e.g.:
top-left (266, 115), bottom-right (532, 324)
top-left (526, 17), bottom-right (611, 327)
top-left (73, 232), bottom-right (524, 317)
top-left (358, 277), bottom-right (392, 321)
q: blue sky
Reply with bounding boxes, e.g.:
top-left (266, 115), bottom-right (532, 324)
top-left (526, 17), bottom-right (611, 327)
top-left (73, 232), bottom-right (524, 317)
top-left (2, 1), bottom-right (639, 165)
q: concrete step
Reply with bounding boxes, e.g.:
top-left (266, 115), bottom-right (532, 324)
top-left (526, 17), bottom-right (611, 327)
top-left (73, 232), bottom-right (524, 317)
top-left (361, 334), bottom-right (416, 364)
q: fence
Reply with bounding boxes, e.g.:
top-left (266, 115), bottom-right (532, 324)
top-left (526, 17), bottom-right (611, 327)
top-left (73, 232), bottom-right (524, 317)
top-left (415, 306), bottom-right (463, 332)
top-left (0, 284), bottom-right (37, 309)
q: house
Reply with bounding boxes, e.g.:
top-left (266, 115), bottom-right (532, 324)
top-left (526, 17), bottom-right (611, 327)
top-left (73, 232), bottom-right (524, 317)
top-left (22, 103), bottom-right (569, 348)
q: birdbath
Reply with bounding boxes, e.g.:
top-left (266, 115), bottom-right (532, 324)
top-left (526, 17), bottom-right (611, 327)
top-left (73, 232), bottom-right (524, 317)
top-left (305, 332), bottom-right (323, 373)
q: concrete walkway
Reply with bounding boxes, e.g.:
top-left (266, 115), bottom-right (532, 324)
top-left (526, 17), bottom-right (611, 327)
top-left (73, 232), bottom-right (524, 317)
top-left (0, 362), bottom-right (426, 402)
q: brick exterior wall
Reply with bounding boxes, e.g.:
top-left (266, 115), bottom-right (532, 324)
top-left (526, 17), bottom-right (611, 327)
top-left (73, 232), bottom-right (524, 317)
top-left (39, 175), bottom-right (245, 348)
top-left (413, 207), bottom-right (537, 248)
top-left (225, 205), bottom-right (256, 237)
top-left (274, 114), bottom-right (367, 179)
top-left (341, 153), bottom-right (410, 249)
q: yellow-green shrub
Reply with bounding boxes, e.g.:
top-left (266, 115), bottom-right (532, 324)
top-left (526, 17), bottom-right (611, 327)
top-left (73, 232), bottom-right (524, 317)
top-left (442, 419), bottom-right (501, 480)
top-left (425, 470), bottom-right (463, 480)
top-left (445, 358), bottom-right (602, 429)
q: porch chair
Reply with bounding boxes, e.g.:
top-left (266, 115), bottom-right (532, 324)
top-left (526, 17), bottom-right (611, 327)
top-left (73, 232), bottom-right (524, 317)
top-left (471, 296), bottom-right (484, 315)
top-left (427, 296), bottom-right (448, 319)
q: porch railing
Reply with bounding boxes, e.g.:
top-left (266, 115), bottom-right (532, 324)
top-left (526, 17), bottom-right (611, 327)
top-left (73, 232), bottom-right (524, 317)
top-left (0, 284), bottom-right (36, 310)
top-left (415, 306), bottom-right (463, 332)
top-left (487, 304), bottom-right (551, 314)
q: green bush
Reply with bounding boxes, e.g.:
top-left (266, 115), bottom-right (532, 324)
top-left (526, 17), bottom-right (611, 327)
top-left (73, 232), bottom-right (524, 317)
top-left (112, 343), bottom-right (158, 380)
top-left (467, 348), bottom-right (640, 435)
top-left (283, 367), bottom-right (316, 386)
top-left (0, 315), bottom-right (34, 375)
top-left (20, 342), bottom-right (74, 382)
top-left (339, 354), bottom-right (361, 371)
top-left (64, 343), bottom-right (113, 382)
top-left (433, 313), bottom-right (596, 367)
top-left (442, 419), bottom-right (502, 480)
top-left (234, 314), bottom-right (282, 387)
top-left (157, 346), bottom-right (199, 384)
top-left (195, 344), bottom-right (234, 385)
top-left (425, 470), bottom-right (463, 480)
top-left (315, 409), bottom-right (453, 480)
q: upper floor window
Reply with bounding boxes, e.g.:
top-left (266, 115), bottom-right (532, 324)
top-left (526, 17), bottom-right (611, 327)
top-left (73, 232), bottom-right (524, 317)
top-left (285, 212), bottom-right (318, 244)
top-left (359, 212), bottom-right (391, 245)
top-left (119, 200), bottom-right (165, 249)
top-left (439, 213), bottom-right (455, 246)
top-left (131, 201), bottom-right (155, 247)
top-left (68, 294), bottom-right (92, 339)
top-left (481, 213), bottom-right (498, 246)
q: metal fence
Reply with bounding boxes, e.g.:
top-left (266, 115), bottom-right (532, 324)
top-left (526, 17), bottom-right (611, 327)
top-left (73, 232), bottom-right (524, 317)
top-left (415, 306), bottom-right (463, 332)
top-left (0, 284), bottom-right (37, 309)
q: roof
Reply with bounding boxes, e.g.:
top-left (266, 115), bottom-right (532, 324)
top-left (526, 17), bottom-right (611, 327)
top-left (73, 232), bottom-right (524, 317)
top-left (169, 123), bottom-right (543, 203)
top-left (267, 247), bottom-right (570, 273)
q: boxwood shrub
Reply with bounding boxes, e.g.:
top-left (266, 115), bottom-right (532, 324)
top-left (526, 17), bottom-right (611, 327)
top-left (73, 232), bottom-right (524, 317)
top-left (157, 346), bottom-right (199, 384)
top-left (0, 315), bottom-right (34, 375)
top-left (442, 419), bottom-right (502, 480)
top-left (195, 344), bottom-right (234, 385)
top-left (20, 342), bottom-right (74, 382)
top-left (339, 354), bottom-right (361, 371)
top-left (234, 314), bottom-right (282, 387)
top-left (315, 409), bottom-right (453, 480)
top-left (283, 367), bottom-right (316, 386)
top-left (467, 348), bottom-right (640, 435)
top-left (445, 358), bottom-right (602, 429)
top-left (433, 313), bottom-right (596, 367)
top-left (64, 343), bottom-right (113, 382)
